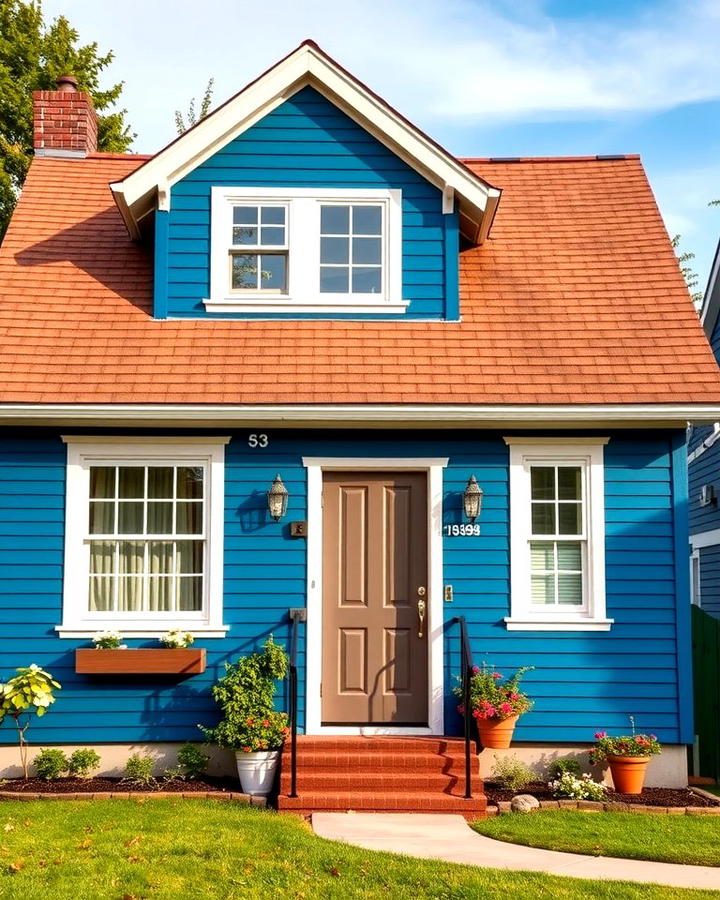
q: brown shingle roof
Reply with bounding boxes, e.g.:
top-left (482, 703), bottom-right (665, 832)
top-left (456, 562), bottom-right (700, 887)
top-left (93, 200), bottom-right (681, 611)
top-left (0, 151), bottom-right (718, 405)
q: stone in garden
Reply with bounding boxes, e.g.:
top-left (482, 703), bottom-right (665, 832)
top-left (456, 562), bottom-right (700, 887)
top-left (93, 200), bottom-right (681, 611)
top-left (511, 794), bottom-right (540, 813)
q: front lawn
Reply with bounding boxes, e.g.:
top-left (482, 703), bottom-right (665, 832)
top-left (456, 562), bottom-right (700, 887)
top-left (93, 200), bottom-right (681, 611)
top-left (474, 810), bottom-right (720, 867)
top-left (0, 800), bottom-right (718, 899)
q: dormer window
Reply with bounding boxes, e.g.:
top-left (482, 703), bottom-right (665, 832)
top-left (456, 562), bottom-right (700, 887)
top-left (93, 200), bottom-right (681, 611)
top-left (207, 187), bottom-right (407, 315)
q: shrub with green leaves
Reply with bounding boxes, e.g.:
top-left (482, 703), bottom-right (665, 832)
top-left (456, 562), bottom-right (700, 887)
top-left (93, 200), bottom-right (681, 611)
top-left (491, 755), bottom-right (535, 792)
top-left (550, 771), bottom-right (608, 801)
top-left (122, 753), bottom-right (156, 786)
top-left (68, 748), bottom-right (101, 778)
top-left (177, 742), bottom-right (209, 779)
top-left (548, 757), bottom-right (582, 781)
top-left (0, 664), bottom-right (61, 777)
top-left (200, 637), bottom-right (290, 753)
top-left (33, 748), bottom-right (68, 780)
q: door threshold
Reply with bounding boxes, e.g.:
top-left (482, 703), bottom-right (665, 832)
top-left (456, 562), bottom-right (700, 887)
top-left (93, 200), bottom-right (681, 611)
top-left (311, 726), bottom-right (433, 736)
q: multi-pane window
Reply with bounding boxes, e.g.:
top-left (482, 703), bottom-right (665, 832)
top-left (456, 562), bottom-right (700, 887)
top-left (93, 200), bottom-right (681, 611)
top-left (87, 465), bottom-right (205, 614)
top-left (530, 465), bottom-right (584, 607)
top-left (230, 204), bottom-right (288, 292)
top-left (320, 204), bottom-right (383, 294)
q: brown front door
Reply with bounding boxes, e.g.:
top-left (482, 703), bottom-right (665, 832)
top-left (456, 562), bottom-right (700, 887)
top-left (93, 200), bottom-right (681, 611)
top-left (321, 471), bottom-right (429, 725)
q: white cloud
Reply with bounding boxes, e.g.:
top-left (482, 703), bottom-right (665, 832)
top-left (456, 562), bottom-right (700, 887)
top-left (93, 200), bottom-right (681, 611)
top-left (39, 0), bottom-right (720, 149)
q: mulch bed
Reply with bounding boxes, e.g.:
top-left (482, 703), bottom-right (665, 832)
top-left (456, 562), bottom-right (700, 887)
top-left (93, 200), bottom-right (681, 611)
top-left (485, 781), bottom-right (720, 808)
top-left (0, 775), bottom-right (240, 795)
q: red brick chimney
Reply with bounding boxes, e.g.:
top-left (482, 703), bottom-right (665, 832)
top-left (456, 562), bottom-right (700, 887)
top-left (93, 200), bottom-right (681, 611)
top-left (32, 75), bottom-right (97, 157)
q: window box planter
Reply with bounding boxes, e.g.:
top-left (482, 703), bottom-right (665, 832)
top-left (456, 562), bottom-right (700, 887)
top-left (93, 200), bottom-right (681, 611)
top-left (75, 648), bottom-right (206, 675)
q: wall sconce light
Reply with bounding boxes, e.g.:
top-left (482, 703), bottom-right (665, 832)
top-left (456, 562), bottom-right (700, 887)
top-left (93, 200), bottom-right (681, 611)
top-left (267, 474), bottom-right (289, 522)
top-left (463, 475), bottom-right (483, 523)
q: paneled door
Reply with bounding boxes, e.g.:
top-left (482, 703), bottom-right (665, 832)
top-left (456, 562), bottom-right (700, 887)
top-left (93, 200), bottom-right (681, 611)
top-left (321, 471), bottom-right (428, 724)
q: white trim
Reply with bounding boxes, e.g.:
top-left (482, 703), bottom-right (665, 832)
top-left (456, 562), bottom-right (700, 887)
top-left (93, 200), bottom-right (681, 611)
top-left (690, 528), bottom-right (720, 550)
top-left (60, 438), bottom-right (228, 637)
top-left (303, 457), bottom-right (448, 735)
top-left (687, 423), bottom-right (720, 464)
top-left (206, 187), bottom-right (405, 315)
top-left (690, 548), bottom-right (701, 607)
top-left (506, 440), bottom-right (612, 631)
top-left (110, 42), bottom-right (499, 243)
top-left (1, 404), bottom-right (717, 428)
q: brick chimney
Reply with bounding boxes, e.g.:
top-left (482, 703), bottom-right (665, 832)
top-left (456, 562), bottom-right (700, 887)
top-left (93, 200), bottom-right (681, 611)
top-left (33, 75), bottom-right (97, 157)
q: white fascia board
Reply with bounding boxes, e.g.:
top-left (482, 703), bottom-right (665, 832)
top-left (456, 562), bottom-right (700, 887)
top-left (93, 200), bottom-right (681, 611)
top-left (700, 237), bottom-right (720, 337)
top-left (0, 403), bottom-right (718, 428)
top-left (110, 43), bottom-right (497, 243)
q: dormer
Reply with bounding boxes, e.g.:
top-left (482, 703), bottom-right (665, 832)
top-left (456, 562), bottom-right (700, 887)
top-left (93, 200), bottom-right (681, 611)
top-left (110, 41), bottom-right (501, 320)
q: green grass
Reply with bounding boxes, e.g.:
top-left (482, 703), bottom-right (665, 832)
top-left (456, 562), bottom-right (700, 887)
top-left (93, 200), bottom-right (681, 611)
top-left (474, 810), bottom-right (720, 867)
top-left (0, 800), bottom-right (716, 899)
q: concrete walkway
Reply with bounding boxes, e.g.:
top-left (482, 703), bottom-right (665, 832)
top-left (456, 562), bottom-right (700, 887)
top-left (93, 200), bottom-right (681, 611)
top-left (312, 812), bottom-right (720, 891)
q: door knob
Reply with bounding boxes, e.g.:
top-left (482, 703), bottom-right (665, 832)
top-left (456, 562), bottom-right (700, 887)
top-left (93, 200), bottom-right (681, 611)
top-left (417, 586), bottom-right (426, 596)
top-left (417, 597), bottom-right (426, 638)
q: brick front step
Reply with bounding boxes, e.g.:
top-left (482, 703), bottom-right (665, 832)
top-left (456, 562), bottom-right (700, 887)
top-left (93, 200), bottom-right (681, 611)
top-left (275, 735), bottom-right (486, 817)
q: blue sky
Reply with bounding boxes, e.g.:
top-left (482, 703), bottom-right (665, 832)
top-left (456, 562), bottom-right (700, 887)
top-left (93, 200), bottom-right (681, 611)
top-left (43, 0), bottom-right (720, 287)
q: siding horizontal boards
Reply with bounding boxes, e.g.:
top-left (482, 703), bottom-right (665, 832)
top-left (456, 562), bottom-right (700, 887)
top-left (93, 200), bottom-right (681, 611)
top-left (0, 429), bottom-right (685, 746)
top-left (698, 544), bottom-right (720, 618)
top-left (166, 86), bottom-right (453, 320)
top-left (689, 433), bottom-right (720, 533)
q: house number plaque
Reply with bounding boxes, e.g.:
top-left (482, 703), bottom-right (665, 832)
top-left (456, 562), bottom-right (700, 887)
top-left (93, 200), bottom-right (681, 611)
top-left (443, 524), bottom-right (480, 537)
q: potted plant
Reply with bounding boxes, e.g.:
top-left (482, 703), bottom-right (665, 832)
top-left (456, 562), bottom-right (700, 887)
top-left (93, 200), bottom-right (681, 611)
top-left (200, 636), bottom-right (290, 796)
top-left (92, 630), bottom-right (125, 649)
top-left (589, 723), bottom-right (662, 794)
top-left (454, 665), bottom-right (534, 749)
top-left (159, 629), bottom-right (194, 649)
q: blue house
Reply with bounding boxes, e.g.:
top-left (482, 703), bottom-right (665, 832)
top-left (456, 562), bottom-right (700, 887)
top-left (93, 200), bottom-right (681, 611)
top-left (690, 243), bottom-right (720, 618)
top-left (1, 41), bottom-right (719, 812)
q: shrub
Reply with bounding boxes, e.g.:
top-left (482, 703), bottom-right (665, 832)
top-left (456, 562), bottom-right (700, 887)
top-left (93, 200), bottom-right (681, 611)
top-left (491, 755), bottom-right (535, 792)
top-left (122, 753), bottom-right (156, 786)
top-left (177, 742), bottom-right (209, 779)
top-left (33, 748), bottom-right (68, 780)
top-left (162, 765), bottom-right (185, 783)
top-left (68, 748), bottom-right (101, 778)
top-left (200, 637), bottom-right (290, 753)
top-left (548, 757), bottom-right (582, 781)
top-left (0, 664), bottom-right (62, 777)
top-left (550, 771), bottom-right (608, 801)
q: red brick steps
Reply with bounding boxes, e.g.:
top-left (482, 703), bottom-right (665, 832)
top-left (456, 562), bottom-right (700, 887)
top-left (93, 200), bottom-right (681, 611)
top-left (276, 736), bottom-right (486, 818)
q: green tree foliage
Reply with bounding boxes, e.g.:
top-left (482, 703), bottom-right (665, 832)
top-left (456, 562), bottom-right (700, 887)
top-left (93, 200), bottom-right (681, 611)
top-left (175, 77), bottom-right (214, 135)
top-left (671, 233), bottom-right (703, 307)
top-left (0, 664), bottom-right (61, 777)
top-left (0, 0), bottom-right (133, 237)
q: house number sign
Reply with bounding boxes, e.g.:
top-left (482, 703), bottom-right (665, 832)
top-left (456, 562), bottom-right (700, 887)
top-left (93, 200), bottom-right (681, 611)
top-left (248, 433), bottom-right (269, 448)
top-left (444, 524), bottom-right (480, 536)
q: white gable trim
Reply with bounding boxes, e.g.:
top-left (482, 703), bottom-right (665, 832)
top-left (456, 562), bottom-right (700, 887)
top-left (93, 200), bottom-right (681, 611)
top-left (111, 42), bottom-right (500, 243)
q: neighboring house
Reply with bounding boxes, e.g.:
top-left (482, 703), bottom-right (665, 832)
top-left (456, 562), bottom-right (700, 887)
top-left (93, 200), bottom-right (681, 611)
top-left (690, 242), bottom-right (720, 617)
top-left (0, 42), bottom-right (719, 809)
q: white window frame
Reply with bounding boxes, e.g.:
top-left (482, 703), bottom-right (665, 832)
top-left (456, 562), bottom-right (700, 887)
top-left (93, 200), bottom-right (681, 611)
top-left (57, 437), bottom-right (230, 638)
top-left (504, 437), bottom-right (613, 631)
top-left (690, 548), bottom-right (701, 606)
top-left (205, 186), bottom-right (407, 315)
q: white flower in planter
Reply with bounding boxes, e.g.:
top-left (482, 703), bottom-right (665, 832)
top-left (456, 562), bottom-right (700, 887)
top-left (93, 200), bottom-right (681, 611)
top-left (160, 630), bottom-right (195, 649)
top-left (91, 631), bottom-right (124, 649)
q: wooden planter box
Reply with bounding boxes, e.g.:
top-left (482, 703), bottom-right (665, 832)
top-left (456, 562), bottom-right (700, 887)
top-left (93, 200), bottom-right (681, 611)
top-left (75, 648), bottom-right (206, 675)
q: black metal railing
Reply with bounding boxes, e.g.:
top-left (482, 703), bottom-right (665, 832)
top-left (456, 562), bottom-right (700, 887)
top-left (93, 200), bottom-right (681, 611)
top-left (287, 607), bottom-right (306, 798)
top-left (453, 615), bottom-right (476, 799)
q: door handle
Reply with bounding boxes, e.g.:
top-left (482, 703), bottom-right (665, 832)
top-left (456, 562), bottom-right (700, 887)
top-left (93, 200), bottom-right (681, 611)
top-left (417, 594), bottom-right (426, 639)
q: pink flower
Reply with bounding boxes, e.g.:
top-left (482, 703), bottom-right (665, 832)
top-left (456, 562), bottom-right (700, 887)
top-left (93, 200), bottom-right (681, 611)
top-left (500, 702), bottom-right (512, 714)
top-left (649, 734), bottom-right (657, 741)
top-left (594, 732), bottom-right (607, 740)
top-left (472, 709), bottom-right (481, 719)
top-left (510, 693), bottom-right (519, 701)
top-left (492, 672), bottom-right (502, 680)
top-left (485, 705), bottom-right (497, 718)
top-left (471, 665), bottom-right (480, 674)
top-left (457, 705), bottom-right (465, 715)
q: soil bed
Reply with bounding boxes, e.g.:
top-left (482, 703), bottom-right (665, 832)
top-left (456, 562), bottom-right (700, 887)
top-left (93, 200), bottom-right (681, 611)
top-left (0, 775), bottom-right (239, 794)
top-left (485, 781), bottom-right (720, 808)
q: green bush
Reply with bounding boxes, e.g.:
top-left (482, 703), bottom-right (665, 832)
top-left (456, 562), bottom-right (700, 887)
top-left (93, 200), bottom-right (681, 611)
top-left (122, 753), bottom-right (156, 786)
top-left (162, 765), bottom-right (185, 783)
top-left (68, 748), bottom-right (101, 778)
top-left (33, 748), bottom-right (68, 780)
top-left (200, 637), bottom-right (289, 752)
top-left (177, 742), bottom-right (209, 779)
top-left (548, 757), bottom-right (582, 781)
top-left (491, 754), bottom-right (535, 792)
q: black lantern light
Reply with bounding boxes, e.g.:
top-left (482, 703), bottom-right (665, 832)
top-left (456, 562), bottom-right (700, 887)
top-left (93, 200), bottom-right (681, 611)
top-left (463, 474), bottom-right (483, 523)
top-left (267, 474), bottom-right (289, 522)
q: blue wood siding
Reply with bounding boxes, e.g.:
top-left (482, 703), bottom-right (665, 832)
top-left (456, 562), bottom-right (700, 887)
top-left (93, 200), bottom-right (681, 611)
top-left (0, 430), bottom-right (689, 746)
top-left (698, 544), bottom-right (720, 618)
top-left (164, 87), bottom-right (456, 320)
top-left (689, 429), bottom-right (720, 534)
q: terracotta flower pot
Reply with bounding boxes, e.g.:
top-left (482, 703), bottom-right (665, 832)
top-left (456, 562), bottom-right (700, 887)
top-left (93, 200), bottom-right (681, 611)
top-left (607, 755), bottom-right (650, 794)
top-left (477, 714), bottom-right (519, 749)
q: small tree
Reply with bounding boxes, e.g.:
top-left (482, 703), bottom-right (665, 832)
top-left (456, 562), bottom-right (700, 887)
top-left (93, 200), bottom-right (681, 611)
top-left (174, 78), bottom-right (214, 135)
top-left (0, 664), bottom-right (61, 778)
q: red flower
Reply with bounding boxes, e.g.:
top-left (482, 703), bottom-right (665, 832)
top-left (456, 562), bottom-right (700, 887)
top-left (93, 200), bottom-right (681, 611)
top-left (594, 731), bottom-right (607, 740)
top-left (492, 672), bottom-right (502, 679)
top-left (457, 705), bottom-right (465, 715)
top-left (500, 702), bottom-right (512, 714)
top-left (471, 665), bottom-right (480, 674)
top-left (242, 746), bottom-right (251, 753)
top-left (246, 717), bottom-right (254, 726)
top-left (262, 719), bottom-right (270, 728)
